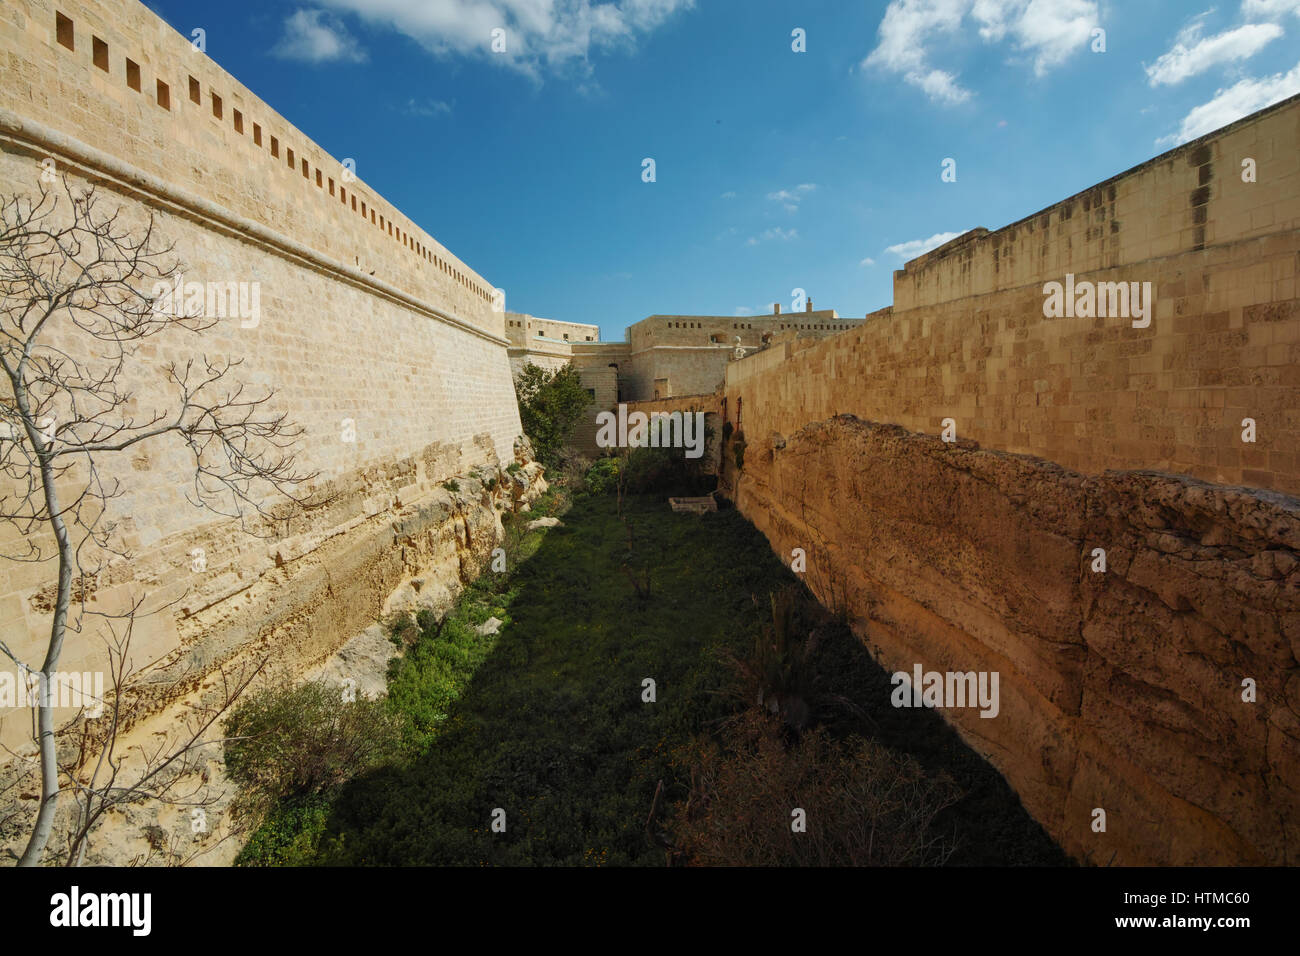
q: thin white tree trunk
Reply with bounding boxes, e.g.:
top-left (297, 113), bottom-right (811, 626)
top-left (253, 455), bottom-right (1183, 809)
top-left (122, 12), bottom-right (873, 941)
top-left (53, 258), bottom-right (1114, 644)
top-left (16, 395), bottom-right (70, 867)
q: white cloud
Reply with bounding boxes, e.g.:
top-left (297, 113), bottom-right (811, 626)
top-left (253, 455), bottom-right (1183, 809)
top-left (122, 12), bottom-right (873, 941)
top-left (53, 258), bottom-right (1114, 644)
top-left (910, 68), bottom-right (972, 104)
top-left (865, 0), bottom-right (972, 103)
top-left (1157, 60), bottom-right (1300, 146)
top-left (720, 191), bottom-right (736, 199)
top-left (1145, 19), bottom-right (1282, 86)
top-left (1005, 0), bottom-right (1099, 76)
top-left (864, 0), bottom-right (1099, 103)
top-left (885, 230), bottom-right (964, 259)
top-left (274, 9), bottom-right (369, 63)
top-left (312, 0), bottom-right (694, 79)
top-left (401, 97), bottom-right (452, 116)
top-left (766, 183), bottom-right (817, 212)
top-left (746, 227), bottom-right (799, 246)
top-left (1242, 0), bottom-right (1300, 18)
top-left (859, 256), bottom-right (876, 267)
top-left (734, 307), bottom-right (753, 316)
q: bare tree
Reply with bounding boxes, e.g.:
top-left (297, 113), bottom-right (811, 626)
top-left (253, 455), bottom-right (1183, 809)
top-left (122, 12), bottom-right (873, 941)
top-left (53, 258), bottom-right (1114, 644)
top-left (57, 602), bottom-right (269, 867)
top-left (0, 176), bottom-right (317, 865)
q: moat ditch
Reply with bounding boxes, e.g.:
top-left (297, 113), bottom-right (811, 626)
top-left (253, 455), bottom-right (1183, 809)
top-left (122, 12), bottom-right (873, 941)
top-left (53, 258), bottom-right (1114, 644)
top-left (232, 487), bottom-right (1069, 866)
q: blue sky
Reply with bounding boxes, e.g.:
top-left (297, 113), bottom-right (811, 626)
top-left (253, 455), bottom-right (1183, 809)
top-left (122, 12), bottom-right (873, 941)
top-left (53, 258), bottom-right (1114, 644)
top-left (140, 0), bottom-right (1300, 339)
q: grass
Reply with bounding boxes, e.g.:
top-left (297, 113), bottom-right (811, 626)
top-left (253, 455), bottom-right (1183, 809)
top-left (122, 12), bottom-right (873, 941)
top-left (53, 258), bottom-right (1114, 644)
top-left (234, 487), bottom-right (1067, 866)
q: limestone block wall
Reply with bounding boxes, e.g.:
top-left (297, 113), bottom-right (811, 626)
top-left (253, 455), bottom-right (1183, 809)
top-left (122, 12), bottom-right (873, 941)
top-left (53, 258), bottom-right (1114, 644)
top-left (705, 94), bottom-right (1300, 865)
top-left (894, 92), bottom-right (1300, 312)
top-left (623, 310), bottom-right (862, 401)
top-left (505, 313), bottom-right (600, 346)
top-left (629, 310), bottom-right (859, 352)
top-left (568, 357), bottom-right (619, 458)
top-left (725, 96), bottom-right (1299, 496)
top-left (0, 0), bottom-right (530, 751)
top-left (504, 313), bottom-right (601, 377)
top-left (729, 236), bottom-right (1299, 494)
top-left (508, 350), bottom-right (570, 376)
top-left (1, 0), bottom-right (500, 336)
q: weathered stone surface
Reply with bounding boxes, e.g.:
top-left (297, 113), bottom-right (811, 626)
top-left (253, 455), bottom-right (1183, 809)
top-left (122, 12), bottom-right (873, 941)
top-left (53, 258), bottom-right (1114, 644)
top-left (725, 414), bottom-right (1299, 865)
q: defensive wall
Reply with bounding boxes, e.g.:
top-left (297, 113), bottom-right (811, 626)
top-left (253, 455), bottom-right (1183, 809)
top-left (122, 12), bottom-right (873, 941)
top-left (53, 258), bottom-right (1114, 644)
top-left (0, 0), bottom-right (534, 752)
top-left (706, 93), bottom-right (1300, 864)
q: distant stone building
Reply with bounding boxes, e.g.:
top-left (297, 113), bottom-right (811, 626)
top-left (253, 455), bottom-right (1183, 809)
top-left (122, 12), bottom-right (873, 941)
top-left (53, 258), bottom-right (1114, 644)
top-left (506, 299), bottom-right (862, 456)
top-left (608, 300), bottom-right (862, 401)
top-left (505, 312), bottom-right (600, 375)
top-left (567, 299), bottom-right (863, 455)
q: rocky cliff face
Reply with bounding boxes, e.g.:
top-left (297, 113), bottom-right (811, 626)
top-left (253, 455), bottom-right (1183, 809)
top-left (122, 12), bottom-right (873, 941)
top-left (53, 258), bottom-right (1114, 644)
top-left (0, 442), bottom-right (547, 866)
top-left (724, 414), bottom-right (1299, 865)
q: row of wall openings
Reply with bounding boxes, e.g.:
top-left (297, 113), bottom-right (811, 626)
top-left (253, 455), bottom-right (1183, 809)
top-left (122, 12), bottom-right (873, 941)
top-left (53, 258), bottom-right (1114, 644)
top-left (670, 322), bottom-right (702, 328)
top-left (779, 323), bottom-right (851, 331)
top-left (85, 25), bottom-right (167, 111)
top-left (53, 10), bottom-right (496, 306)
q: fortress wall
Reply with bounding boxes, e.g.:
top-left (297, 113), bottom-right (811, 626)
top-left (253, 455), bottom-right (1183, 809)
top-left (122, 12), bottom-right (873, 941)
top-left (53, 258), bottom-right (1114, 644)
top-left (568, 350), bottom-right (620, 458)
top-left (639, 346), bottom-right (733, 398)
top-left (727, 231), bottom-right (1300, 495)
top-left (0, 145), bottom-right (529, 748)
top-left (0, 0), bottom-right (531, 750)
top-left (1, 0), bottom-right (500, 336)
top-left (713, 96), bottom-right (1300, 864)
top-left (631, 311), bottom-right (858, 351)
top-left (894, 93), bottom-right (1300, 311)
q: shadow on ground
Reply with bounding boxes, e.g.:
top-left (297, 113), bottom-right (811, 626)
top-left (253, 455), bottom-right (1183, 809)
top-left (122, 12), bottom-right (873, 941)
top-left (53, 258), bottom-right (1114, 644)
top-left (287, 493), bottom-right (1068, 866)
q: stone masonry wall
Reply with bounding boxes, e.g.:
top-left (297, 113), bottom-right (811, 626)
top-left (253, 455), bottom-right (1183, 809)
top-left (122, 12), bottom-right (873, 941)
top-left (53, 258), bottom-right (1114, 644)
top-left (0, 0), bottom-right (529, 751)
top-left (1, 0), bottom-right (500, 333)
top-left (727, 96), bottom-right (1298, 496)
top-left (706, 94), bottom-right (1300, 864)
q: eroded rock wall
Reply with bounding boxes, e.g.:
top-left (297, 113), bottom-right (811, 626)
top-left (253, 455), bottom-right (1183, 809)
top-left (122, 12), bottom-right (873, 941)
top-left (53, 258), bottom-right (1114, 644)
top-left (0, 446), bottom-right (547, 865)
top-left (725, 415), bottom-right (1299, 865)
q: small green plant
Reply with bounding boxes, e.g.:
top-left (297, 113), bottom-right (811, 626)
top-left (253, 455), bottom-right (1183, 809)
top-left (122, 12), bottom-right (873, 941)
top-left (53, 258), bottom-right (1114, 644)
top-left (721, 587), bottom-right (864, 733)
top-left (732, 431), bottom-right (747, 470)
top-left (386, 612), bottom-right (420, 647)
top-left (506, 462), bottom-right (523, 475)
top-left (584, 457), bottom-right (621, 495)
top-left (223, 680), bottom-right (405, 817)
top-left (442, 479), bottom-right (460, 493)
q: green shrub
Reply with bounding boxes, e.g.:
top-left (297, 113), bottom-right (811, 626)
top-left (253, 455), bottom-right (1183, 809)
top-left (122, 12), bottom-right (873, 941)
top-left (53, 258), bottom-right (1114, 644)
top-left (514, 363), bottom-right (591, 468)
top-left (223, 680), bottom-right (405, 814)
top-left (558, 452), bottom-right (593, 491)
top-left (618, 416), bottom-right (716, 495)
top-left (443, 479), bottom-right (460, 493)
top-left (387, 612), bottom-right (420, 647)
top-left (584, 457), bottom-right (621, 495)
